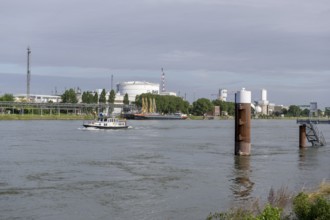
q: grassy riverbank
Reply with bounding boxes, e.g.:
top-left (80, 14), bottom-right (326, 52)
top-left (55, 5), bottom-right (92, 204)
top-left (0, 114), bottom-right (94, 120)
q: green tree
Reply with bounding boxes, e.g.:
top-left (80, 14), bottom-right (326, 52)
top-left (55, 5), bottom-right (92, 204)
top-left (99, 89), bottom-right (107, 103)
top-left (0, 93), bottom-right (14, 101)
top-left (282, 108), bottom-right (288, 115)
top-left (82, 92), bottom-right (87, 103)
top-left (212, 100), bottom-right (235, 116)
top-left (135, 94), bottom-right (189, 114)
top-left (94, 92), bottom-right (98, 103)
top-left (287, 105), bottom-right (301, 117)
top-left (192, 98), bottom-right (213, 116)
top-left (123, 93), bottom-right (129, 105)
top-left (301, 108), bottom-right (310, 117)
top-left (61, 89), bottom-right (78, 103)
top-left (325, 108), bottom-right (330, 117)
top-left (108, 89), bottom-right (116, 104)
top-left (82, 91), bottom-right (95, 103)
top-left (227, 102), bottom-right (235, 116)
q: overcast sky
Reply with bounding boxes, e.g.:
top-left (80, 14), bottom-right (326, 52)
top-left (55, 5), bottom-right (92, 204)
top-left (1, 0), bottom-right (329, 107)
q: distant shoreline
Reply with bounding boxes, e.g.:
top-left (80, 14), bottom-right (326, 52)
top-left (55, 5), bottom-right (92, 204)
top-left (0, 114), bottom-right (302, 121)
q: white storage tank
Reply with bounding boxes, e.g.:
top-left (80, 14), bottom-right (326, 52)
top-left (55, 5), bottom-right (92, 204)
top-left (116, 81), bottom-right (160, 102)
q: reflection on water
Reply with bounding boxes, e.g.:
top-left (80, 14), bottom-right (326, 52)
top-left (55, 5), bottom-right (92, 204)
top-left (298, 147), bottom-right (321, 170)
top-left (231, 156), bottom-right (254, 200)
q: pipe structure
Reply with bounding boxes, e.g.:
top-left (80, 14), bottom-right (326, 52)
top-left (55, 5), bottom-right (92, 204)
top-left (299, 124), bottom-right (307, 148)
top-left (235, 88), bottom-right (251, 156)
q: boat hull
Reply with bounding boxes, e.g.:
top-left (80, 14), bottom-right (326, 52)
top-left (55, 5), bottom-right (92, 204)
top-left (83, 124), bottom-right (129, 129)
top-left (83, 117), bottom-right (129, 129)
top-left (133, 114), bottom-right (187, 120)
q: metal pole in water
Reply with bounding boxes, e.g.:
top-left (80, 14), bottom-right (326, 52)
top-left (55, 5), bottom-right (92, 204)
top-left (235, 88), bottom-right (251, 156)
top-left (299, 124), bottom-right (307, 148)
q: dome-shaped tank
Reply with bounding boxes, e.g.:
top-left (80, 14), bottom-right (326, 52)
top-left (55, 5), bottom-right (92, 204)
top-left (117, 81), bottom-right (160, 101)
top-left (255, 106), bottom-right (262, 113)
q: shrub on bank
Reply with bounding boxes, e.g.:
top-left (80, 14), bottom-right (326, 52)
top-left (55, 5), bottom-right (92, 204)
top-left (293, 192), bottom-right (330, 220)
top-left (207, 182), bottom-right (330, 220)
top-left (207, 205), bottom-right (282, 220)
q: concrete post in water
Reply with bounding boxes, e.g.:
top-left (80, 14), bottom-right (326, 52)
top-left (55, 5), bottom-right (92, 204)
top-left (235, 88), bottom-right (251, 156)
top-left (299, 124), bottom-right (307, 148)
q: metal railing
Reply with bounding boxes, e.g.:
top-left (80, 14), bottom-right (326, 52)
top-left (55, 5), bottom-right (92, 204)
top-left (0, 101), bottom-right (137, 115)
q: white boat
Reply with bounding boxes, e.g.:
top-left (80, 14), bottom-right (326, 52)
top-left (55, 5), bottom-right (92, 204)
top-left (83, 117), bottom-right (129, 129)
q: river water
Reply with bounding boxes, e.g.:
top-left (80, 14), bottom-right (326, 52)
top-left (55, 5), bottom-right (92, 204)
top-left (0, 119), bottom-right (329, 220)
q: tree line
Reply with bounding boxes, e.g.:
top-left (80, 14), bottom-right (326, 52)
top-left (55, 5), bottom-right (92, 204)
top-left (61, 88), bottom-right (129, 105)
top-left (135, 93), bottom-right (190, 114)
top-left (0, 94), bottom-right (14, 101)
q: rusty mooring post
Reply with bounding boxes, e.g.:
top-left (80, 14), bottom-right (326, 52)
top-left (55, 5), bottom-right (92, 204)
top-left (299, 124), bottom-right (307, 148)
top-left (235, 88), bottom-right (251, 156)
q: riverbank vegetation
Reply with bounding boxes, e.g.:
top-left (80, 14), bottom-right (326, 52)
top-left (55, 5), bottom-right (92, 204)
top-left (0, 93), bottom-right (14, 102)
top-left (207, 181), bottom-right (330, 220)
top-left (135, 93), bottom-right (190, 114)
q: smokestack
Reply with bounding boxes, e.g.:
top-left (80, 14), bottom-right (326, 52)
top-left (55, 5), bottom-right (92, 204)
top-left (161, 68), bottom-right (165, 92)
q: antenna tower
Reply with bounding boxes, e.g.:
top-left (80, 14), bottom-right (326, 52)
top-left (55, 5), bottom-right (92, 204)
top-left (27, 47), bottom-right (31, 101)
top-left (161, 68), bottom-right (166, 92)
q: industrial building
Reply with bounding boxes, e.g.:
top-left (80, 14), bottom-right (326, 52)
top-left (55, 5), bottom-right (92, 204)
top-left (14, 94), bottom-right (61, 103)
top-left (255, 89), bottom-right (276, 116)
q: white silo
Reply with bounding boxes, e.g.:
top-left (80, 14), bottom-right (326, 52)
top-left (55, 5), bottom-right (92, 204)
top-left (259, 89), bottom-right (269, 105)
top-left (219, 89), bottom-right (228, 101)
top-left (261, 89), bottom-right (267, 102)
top-left (259, 88), bottom-right (269, 115)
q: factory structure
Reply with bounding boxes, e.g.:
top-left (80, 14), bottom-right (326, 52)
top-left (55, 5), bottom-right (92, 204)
top-left (6, 48), bottom-right (296, 117)
top-left (14, 94), bottom-right (61, 103)
top-left (16, 56), bottom-right (176, 105)
top-left (216, 88), bottom-right (287, 116)
top-left (252, 88), bottom-right (289, 116)
top-left (14, 79), bottom-right (175, 105)
top-left (255, 89), bottom-right (275, 115)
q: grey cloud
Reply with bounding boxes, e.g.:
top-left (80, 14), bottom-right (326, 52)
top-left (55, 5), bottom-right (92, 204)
top-left (0, 0), bottom-right (329, 106)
